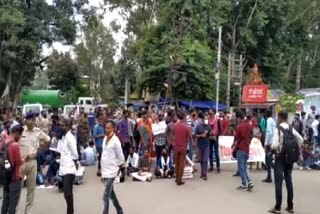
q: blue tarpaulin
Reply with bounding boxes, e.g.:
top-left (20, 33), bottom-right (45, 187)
top-left (178, 100), bottom-right (227, 110)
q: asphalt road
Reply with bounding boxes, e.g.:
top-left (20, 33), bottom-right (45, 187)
top-left (1, 164), bottom-right (319, 214)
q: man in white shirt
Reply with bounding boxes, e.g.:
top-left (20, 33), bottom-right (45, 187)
top-left (311, 115), bottom-right (320, 150)
top-left (269, 111), bottom-right (303, 214)
top-left (80, 141), bottom-right (96, 166)
top-left (101, 121), bottom-right (125, 214)
top-left (126, 146), bottom-right (139, 176)
top-left (306, 105), bottom-right (317, 142)
top-left (58, 118), bottom-right (79, 214)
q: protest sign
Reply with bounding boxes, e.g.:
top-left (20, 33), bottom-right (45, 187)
top-left (219, 136), bottom-right (265, 163)
top-left (151, 121), bottom-right (167, 135)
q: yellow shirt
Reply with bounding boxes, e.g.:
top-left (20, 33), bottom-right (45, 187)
top-left (20, 127), bottom-right (50, 160)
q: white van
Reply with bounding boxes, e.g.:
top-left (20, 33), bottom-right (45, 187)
top-left (63, 105), bottom-right (79, 118)
top-left (22, 104), bottom-right (43, 116)
top-left (78, 97), bottom-right (95, 113)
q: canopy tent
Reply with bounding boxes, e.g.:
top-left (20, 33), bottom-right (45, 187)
top-left (178, 100), bottom-right (227, 111)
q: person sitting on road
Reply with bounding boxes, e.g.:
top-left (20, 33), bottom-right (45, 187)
top-left (126, 146), bottom-right (139, 176)
top-left (80, 141), bottom-right (96, 166)
top-left (132, 149), bottom-right (152, 182)
top-left (154, 148), bottom-right (174, 178)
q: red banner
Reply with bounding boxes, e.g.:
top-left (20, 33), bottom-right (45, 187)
top-left (242, 85), bottom-right (269, 103)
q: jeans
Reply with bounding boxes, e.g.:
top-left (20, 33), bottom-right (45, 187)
top-left (122, 142), bottom-right (131, 161)
top-left (274, 159), bottom-right (294, 210)
top-left (209, 139), bottom-right (220, 169)
top-left (265, 145), bottom-right (273, 180)
top-left (103, 178), bottom-right (123, 214)
top-left (236, 149), bottom-right (252, 187)
top-left (62, 174), bottom-right (75, 214)
top-left (199, 146), bottom-right (209, 176)
top-left (1, 180), bottom-right (21, 214)
top-left (45, 161), bottom-right (59, 183)
top-left (188, 141), bottom-right (193, 160)
top-left (97, 147), bottom-right (103, 171)
top-left (155, 145), bottom-right (165, 163)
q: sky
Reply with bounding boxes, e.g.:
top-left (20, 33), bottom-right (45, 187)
top-left (42, 0), bottom-right (127, 61)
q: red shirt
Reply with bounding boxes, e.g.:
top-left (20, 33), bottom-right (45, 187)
top-left (221, 118), bottom-right (229, 136)
top-left (173, 121), bottom-right (191, 152)
top-left (235, 121), bottom-right (251, 154)
top-left (7, 142), bottom-right (23, 181)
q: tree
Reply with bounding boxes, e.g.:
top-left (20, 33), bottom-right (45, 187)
top-left (75, 8), bottom-right (117, 101)
top-left (47, 50), bottom-right (79, 92)
top-left (0, 0), bottom-right (87, 107)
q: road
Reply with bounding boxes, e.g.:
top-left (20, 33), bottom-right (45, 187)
top-left (2, 164), bottom-right (319, 214)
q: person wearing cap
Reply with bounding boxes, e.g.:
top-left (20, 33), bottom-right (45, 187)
top-left (18, 112), bottom-right (50, 214)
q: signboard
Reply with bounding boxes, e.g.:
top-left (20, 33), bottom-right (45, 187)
top-left (242, 85), bottom-right (269, 103)
top-left (219, 136), bottom-right (265, 163)
top-left (151, 121), bottom-right (167, 135)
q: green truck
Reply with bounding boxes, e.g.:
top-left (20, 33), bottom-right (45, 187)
top-left (21, 89), bottom-right (68, 109)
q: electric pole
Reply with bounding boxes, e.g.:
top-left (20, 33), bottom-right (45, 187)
top-left (215, 27), bottom-right (222, 112)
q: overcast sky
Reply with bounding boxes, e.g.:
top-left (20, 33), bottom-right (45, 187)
top-left (42, 0), bottom-right (126, 61)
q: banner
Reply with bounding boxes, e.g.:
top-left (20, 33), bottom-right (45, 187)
top-left (151, 121), bottom-right (167, 135)
top-left (242, 85), bottom-right (269, 103)
top-left (219, 136), bottom-right (265, 163)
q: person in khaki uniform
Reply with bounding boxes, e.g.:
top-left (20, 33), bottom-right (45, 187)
top-left (19, 112), bottom-right (50, 214)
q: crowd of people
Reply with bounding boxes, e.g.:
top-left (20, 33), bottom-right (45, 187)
top-left (0, 104), bottom-right (319, 214)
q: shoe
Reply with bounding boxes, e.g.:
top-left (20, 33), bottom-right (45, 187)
top-left (177, 181), bottom-right (185, 186)
top-left (247, 182), bottom-right (254, 191)
top-left (262, 178), bottom-right (272, 183)
top-left (203, 176), bottom-right (207, 181)
top-left (285, 207), bottom-right (294, 213)
top-left (233, 173), bottom-right (240, 177)
top-left (217, 168), bottom-right (221, 173)
top-left (209, 167), bottom-right (214, 172)
top-left (147, 177), bottom-right (153, 182)
top-left (269, 208), bottom-right (281, 214)
top-left (96, 172), bottom-right (101, 177)
top-left (236, 185), bottom-right (247, 191)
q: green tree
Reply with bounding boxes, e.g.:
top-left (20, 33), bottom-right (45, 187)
top-left (47, 50), bottom-right (79, 92)
top-left (75, 8), bottom-right (117, 101)
top-left (0, 0), bottom-right (87, 107)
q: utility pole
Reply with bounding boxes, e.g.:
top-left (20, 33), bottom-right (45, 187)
top-left (124, 78), bottom-right (130, 108)
top-left (215, 27), bottom-right (222, 112)
top-left (226, 53), bottom-right (231, 107)
top-left (238, 54), bottom-right (244, 107)
top-left (296, 49), bottom-right (302, 92)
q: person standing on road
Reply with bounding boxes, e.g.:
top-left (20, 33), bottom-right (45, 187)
top-left (117, 110), bottom-right (131, 161)
top-left (269, 111), bottom-right (303, 214)
top-left (195, 113), bottom-right (212, 180)
top-left (262, 109), bottom-right (276, 183)
top-left (18, 112), bottom-right (50, 214)
top-left (101, 121), bottom-right (125, 214)
top-left (173, 112), bottom-right (193, 186)
top-left (57, 119), bottom-right (79, 214)
top-left (234, 111), bottom-right (254, 191)
top-left (1, 125), bottom-right (24, 214)
top-left (93, 113), bottom-right (105, 177)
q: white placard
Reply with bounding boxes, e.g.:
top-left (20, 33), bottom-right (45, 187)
top-left (219, 136), bottom-right (265, 163)
top-left (151, 121), bottom-right (167, 135)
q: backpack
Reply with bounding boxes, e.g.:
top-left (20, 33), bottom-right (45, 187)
top-left (278, 125), bottom-right (300, 165)
top-left (0, 141), bottom-right (14, 185)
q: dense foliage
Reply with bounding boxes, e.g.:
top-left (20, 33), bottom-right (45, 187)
top-left (1, 0), bottom-right (320, 107)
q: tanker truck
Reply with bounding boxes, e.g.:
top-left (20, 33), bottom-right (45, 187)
top-left (21, 90), bottom-right (68, 114)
